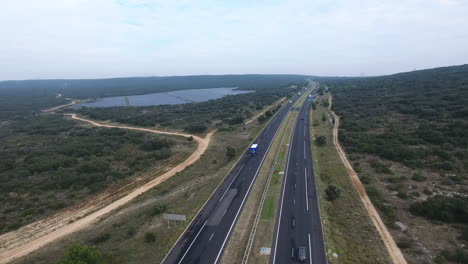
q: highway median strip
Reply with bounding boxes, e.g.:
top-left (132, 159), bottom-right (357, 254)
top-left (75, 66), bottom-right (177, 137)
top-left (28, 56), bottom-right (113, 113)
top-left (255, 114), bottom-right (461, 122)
top-left (220, 86), bottom-right (312, 264)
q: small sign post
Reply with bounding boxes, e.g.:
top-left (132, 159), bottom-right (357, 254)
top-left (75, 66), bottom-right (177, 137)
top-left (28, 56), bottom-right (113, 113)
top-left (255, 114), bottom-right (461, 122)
top-left (163, 214), bottom-right (187, 228)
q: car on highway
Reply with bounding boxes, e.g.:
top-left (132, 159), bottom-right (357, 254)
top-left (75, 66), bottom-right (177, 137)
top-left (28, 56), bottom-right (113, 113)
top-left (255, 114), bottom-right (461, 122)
top-left (297, 246), bottom-right (306, 262)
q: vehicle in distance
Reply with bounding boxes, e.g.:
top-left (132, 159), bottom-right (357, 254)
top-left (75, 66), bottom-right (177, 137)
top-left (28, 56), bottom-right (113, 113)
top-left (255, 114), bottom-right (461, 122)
top-left (250, 144), bottom-right (258, 155)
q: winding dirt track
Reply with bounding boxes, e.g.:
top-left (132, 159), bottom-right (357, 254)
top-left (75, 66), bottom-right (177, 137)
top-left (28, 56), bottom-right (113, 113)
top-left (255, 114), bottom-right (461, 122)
top-left (328, 96), bottom-right (407, 264)
top-left (0, 114), bottom-right (214, 264)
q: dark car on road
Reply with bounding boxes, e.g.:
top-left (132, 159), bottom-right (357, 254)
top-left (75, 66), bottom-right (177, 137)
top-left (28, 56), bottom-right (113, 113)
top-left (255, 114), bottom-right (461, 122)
top-left (297, 246), bottom-right (306, 262)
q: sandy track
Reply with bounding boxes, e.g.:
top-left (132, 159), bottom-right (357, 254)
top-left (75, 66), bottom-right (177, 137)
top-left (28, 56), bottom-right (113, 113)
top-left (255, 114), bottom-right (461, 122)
top-left (42, 100), bottom-right (79, 112)
top-left (328, 96), bottom-right (407, 264)
top-left (0, 114), bottom-right (214, 264)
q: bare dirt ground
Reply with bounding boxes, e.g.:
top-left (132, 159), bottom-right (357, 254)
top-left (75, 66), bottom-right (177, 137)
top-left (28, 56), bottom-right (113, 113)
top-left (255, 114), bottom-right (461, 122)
top-left (0, 114), bottom-right (214, 264)
top-left (328, 96), bottom-right (407, 264)
top-left (42, 100), bottom-right (79, 112)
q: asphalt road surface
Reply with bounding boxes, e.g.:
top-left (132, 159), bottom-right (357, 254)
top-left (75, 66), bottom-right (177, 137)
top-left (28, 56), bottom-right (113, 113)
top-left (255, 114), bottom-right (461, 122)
top-left (271, 86), bottom-right (327, 264)
top-left (163, 88), bottom-right (308, 264)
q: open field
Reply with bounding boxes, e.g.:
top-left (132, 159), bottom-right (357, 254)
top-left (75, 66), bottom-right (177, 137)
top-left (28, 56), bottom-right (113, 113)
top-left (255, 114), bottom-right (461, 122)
top-left (0, 114), bottom-right (196, 235)
top-left (310, 93), bottom-right (391, 264)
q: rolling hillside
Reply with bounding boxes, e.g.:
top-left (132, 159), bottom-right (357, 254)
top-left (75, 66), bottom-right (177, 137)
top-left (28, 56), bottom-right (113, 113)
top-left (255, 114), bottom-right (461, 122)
top-left (321, 64), bottom-right (468, 264)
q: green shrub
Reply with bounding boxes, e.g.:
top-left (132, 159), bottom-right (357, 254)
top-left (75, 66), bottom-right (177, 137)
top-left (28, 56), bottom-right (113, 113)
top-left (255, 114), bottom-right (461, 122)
top-left (440, 247), bottom-right (468, 264)
top-left (315, 136), bottom-right (327, 146)
top-left (150, 203), bottom-right (167, 216)
top-left (359, 175), bottom-right (372, 184)
top-left (325, 185), bottom-right (341, 201)
top-left (386, 176), bottom-right (407, 183)
top-left (397, 191), bottom-right (408, 199)
top-left (397, 239), bottom-right (412, 249)
top-left (370, 161), bottom-right (393, 174)
top-left (410, 195), bottom-right (468, 223)
top-left (226, 146), bottom-right (236, 160)
top-left (184, 124), bottom-right (208, 133)
top-left (423, 188), bottom-right (433, 196)
top-left (411, 173), bottom-right (427, 182)
top-left (56, 244), bottom-right (103, 264)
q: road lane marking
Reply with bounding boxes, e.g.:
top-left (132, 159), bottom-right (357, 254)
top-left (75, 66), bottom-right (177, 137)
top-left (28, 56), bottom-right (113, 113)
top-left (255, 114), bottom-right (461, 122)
top-left (166, 97), bottom-right (296, 264)
top-left (272, 108), bottom-right (298, 264)
top-left (213, 103), bottom-right (287, 264)
top-left (304, 141), bottom-right (306, 159)
top-left (209, 233), bottom-right (214, 241)
top-left (219, 164), bottom-right (245, 202)
top-left (178, 220), bottom-right (207, 264)
top-left (305, 168), bottom-right (309, 211)
top-left (308, 233), bottom-right (313, 264)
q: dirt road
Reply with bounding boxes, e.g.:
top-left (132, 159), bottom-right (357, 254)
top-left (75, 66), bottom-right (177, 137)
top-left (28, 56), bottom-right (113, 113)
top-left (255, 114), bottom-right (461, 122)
top-left (0, 114), bottom-right (214, 264)
top-left (42, 100), bottom-right (79, 112)
top-left (328, 96), bottom-right (407, 264)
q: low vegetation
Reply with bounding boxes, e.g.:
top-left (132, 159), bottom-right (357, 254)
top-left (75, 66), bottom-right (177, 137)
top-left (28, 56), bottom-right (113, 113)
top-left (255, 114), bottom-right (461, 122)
top-left (0, 115), bottom-right (194, 234)
top-left (321, 64), bottom-right (468, 263)
top-left (409, 195), bottom-right (468, 223)
top-left (56, 244), bottom-right (103, 264)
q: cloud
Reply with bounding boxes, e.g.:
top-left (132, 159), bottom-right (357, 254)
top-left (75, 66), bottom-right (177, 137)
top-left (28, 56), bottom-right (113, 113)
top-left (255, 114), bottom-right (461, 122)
top-left (0, 0), bottom-right (467, 79)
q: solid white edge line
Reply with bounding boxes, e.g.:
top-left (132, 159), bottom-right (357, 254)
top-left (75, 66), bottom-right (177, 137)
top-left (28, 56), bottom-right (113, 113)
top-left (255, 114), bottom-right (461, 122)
top-left (161, 94), bottom-right (292, 264)
top-left (305, 167), bottom-right (309, 211)
top-left (304, 140), bottom-right (306, 159)
top-left (178, 220), bottom-right (207, 264)
top-left (213, 99), bottom-right (292, 264)
top-left (308, 233), bottom-right (313, 264)
top-left (272, 103), bottom-right (300, 264)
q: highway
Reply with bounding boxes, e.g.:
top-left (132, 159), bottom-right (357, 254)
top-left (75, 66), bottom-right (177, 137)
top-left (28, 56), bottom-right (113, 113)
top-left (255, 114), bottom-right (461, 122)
top-left (271, 85), bottom-right (327, 264)
top-left (162, 87), bottom-right (307, 264)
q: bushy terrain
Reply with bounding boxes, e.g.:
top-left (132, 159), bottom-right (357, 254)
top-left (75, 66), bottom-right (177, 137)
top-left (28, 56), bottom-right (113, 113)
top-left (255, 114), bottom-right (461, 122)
top-left (0, 115), bottom-right (193, 234)
top-left (321, 64), bottom-right (468, 263)
top-left (11, 112), bottom-right (268, 264)
top-left (0, 75), bottom-right (307, 121)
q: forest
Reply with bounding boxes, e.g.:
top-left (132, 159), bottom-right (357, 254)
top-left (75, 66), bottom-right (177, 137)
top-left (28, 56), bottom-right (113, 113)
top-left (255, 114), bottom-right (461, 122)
top-left (323, 65), bottom-right (467, 172)
top-left (0, 115), bottom-right (193, 234)
top-left (0, 74), bottom-right (307, 121)
top-left (321, 64), bottom-right (468, 263)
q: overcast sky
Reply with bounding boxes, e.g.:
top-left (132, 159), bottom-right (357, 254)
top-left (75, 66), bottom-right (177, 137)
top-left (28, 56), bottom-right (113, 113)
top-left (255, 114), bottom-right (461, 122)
top-left (1, 0), bottom-right (467, 80)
